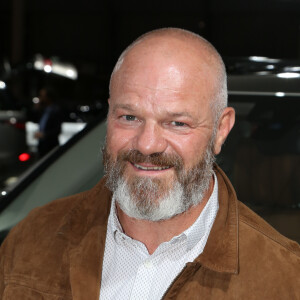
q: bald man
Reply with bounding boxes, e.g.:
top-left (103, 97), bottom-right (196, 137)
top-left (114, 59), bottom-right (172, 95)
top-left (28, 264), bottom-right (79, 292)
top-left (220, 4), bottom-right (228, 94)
top-left (1, 28), bottom-right (299, 300)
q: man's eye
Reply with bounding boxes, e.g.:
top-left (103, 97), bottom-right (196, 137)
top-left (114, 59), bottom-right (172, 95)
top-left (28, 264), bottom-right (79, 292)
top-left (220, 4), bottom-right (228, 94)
top-left (122, 115), bottom-right (136, 121)
top-left (171, 121), bottom-right (186, 127)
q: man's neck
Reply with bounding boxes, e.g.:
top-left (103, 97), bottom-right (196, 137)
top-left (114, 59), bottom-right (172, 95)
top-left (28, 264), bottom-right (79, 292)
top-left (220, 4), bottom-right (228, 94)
top-left (116, 176), bottom-right (215, 255)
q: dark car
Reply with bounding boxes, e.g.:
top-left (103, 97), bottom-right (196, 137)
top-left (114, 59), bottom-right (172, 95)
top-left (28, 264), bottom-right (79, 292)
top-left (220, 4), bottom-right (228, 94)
top-left (0, 81), bottom-right (31, 187)
top-left (0, 55), bottom-right (108, 189)
top-left (223, 56), bottom-right (300, 209)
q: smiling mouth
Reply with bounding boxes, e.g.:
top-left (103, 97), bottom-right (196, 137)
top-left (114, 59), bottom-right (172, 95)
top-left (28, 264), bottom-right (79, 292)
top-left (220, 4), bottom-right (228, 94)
top-left (133, 163), bottom-right (171, 171)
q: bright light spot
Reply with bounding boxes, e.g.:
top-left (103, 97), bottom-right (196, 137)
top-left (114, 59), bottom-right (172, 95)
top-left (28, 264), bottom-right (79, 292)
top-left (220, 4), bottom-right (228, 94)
top-left (1, 191), bottom-right (7, 196)
top-left (44, 65), bottom-right (52, 73)
top-left (277, 72), bottom-right (300, 79)
top-left (285, 66), bottom-right (300, 72)
top-left (66, 69), bottom-right (75, 78)
top-left (52, 65), bottom-right (77, 80)
top-left (10, 117), bottom-right (17, 124)
top-left (80, 105), bottom-right (90, 112)
top-left (275, 92), bottom-right (285, 97)
top-left (249, 56), bottom-right (280, 63)
top-left (266, 65), bottom-right (275, 70)
top-left (34, 60), bottom-right (44, 70)
top-left (19, 153), bottom-right (31, 162)
top-left (250, 56), bottom-right (267, 62)
top-left (0, 81), bottom-right (6, 89)
top-left (32, 97), bottom-right (40, 104)
top-left (256, 71), bottom-right (270, 75)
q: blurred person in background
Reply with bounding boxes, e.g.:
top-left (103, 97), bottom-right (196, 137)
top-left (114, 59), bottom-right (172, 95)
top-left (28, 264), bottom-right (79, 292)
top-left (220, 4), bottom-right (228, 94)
top-left (34, 86), bottom-right (63, 157)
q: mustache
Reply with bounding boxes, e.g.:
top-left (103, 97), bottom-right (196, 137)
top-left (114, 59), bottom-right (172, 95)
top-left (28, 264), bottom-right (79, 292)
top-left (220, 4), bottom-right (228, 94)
top-left (117, 149), bottom-right (184, 170)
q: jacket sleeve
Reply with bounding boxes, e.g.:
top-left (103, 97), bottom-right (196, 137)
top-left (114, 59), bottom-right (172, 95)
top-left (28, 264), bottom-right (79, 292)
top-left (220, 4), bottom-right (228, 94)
top-left (0, 226), bottom-right (21, 298)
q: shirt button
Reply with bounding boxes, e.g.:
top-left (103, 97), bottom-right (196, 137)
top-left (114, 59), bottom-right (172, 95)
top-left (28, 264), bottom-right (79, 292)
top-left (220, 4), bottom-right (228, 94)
top-left (144, 260), bottom-right (153, 268)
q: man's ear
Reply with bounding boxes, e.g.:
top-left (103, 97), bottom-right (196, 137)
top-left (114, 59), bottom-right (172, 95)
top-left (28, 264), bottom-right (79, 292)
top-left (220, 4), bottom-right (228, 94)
top-left (213, 107), bottom-right (235, 155)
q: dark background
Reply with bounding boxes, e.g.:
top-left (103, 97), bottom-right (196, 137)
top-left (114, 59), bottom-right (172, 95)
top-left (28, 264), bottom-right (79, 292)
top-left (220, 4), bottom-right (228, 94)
top-left (2, 0), bottom-right (300, 78)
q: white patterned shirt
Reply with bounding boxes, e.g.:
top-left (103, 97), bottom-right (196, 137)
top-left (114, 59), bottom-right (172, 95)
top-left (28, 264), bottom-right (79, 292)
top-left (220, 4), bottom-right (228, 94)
top-left (99, 173), bottom-right (219, 300)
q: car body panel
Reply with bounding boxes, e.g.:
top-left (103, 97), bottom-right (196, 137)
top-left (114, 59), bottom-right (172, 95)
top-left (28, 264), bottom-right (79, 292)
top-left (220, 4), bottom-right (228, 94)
top-left (0, 120), bottom-right (106, 232)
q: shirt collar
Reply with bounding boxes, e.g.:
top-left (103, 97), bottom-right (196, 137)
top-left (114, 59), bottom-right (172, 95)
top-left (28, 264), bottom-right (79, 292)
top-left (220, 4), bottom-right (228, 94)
top-left (183, 172), bottom-right (218, 250)
top-left (107, 172), bottom-right (219, 251)
top-left (108, 195), bottom-right (123, 236)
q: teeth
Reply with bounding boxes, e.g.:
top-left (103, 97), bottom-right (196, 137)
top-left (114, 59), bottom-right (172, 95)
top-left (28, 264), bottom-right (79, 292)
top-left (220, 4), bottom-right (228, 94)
top-left (134, 164), bottom-right (170, 171)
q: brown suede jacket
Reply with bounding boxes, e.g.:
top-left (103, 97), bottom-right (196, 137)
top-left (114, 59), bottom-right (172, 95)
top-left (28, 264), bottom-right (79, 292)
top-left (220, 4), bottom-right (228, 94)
top-left (0, 166), bottom-right (299, 299)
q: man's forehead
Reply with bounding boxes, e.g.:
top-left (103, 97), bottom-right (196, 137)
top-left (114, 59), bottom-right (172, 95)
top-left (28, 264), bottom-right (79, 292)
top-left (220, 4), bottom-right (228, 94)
top-left (109, 31), bottom-right (223, 116)
top-left (112, 36), bottom-right (217, 88)
top-left (109, 79), bottom-right (213, 121)
top-left (111, 59), bottom-right (215, 103)
top-left (125, 35), bottom-right (213, 66)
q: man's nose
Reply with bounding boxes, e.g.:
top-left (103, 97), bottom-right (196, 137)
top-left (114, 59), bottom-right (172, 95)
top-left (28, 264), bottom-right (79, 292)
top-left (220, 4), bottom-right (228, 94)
top-left (133, 123), bottom-right (167, 156)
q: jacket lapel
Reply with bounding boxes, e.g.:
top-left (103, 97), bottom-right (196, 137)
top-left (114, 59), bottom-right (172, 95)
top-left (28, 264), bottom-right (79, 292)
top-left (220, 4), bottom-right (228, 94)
top-left (195, 165), bottom-right (239, 274)
top-left (57, 179), bottom-right (111, 300)
top-left (69, 224), bottom-right (107, 300)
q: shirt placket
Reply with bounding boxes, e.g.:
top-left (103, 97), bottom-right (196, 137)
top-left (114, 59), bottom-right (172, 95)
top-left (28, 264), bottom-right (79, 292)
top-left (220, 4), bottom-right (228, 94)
top-left (130, 255), bottom-right (156, 300)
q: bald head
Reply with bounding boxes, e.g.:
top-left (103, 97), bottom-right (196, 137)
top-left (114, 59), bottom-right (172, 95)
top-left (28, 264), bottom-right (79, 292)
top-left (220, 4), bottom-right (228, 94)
top-left (109, 28), bottom-right (227, 121)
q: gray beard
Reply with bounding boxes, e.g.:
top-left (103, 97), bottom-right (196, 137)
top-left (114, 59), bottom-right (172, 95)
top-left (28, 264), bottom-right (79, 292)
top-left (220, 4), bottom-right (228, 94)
top-left (104, 138), bottom-right (216, 221)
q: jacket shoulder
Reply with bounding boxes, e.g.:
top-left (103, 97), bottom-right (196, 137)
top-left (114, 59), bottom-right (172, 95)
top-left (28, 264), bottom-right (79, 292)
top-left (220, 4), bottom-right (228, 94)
top-left (0, 178), bottom-right (110, 298)
top-left (1, 177), bottom-right (110, 254)
top-left (1, 191), bottom-right (83, 258)
top-left (238, 201), bottom-right (300, 257)
top-left (236, 201), bottom-right (300, 297)
top-left (11, 189), bottom-right (90, 236)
